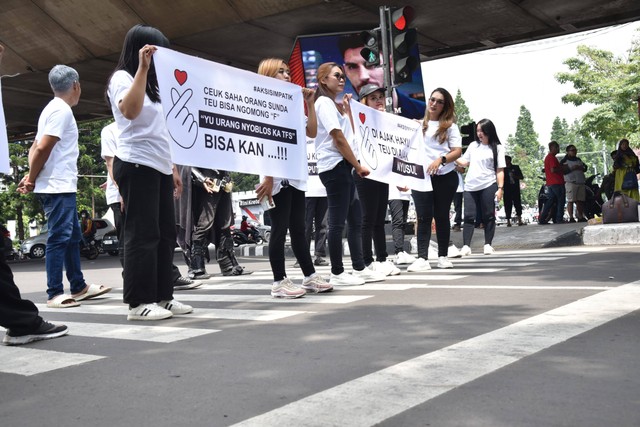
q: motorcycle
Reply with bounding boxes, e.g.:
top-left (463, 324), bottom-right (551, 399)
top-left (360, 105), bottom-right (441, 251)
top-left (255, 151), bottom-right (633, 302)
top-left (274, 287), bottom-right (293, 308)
top-left (79, 236), bottom-right (101, 260)
top-left (231, 226), bottom-right (263, 246)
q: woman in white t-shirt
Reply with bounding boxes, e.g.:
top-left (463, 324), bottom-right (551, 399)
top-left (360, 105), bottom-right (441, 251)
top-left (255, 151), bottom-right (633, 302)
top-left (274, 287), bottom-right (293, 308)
top-left (409, 88), bottom-right (462, 272)
top-left (107, 24), bottom-right (192, 321)
top-left (455, 119), bottom-right (506, 255)
top-left (314, 62), bottom-right (384, 286)
top-left (255, 58), bottom-right (332, 298)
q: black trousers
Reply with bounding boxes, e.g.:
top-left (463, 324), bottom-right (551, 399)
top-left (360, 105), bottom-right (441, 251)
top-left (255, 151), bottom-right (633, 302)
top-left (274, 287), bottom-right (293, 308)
top-left (463, 183), bottom-right (498, 246)
top-left (388, 199), bottom-right (409, 254)
top-left (0, 238), bottom-right (43, 334)
top-left (269, 186), bottom-right (315, 281)
top-left (353, 173), bottom-right (389, 264)
top-left (412, 171), bottom-right (458, 258)
top-left (109, 202), bottom-right (125, 268)
top-left (305, 197), bottom-right (328, 258)
top-left (113, 158), bottom-right (175, 305)
top-left (503, 185), bottom-right (522, 219)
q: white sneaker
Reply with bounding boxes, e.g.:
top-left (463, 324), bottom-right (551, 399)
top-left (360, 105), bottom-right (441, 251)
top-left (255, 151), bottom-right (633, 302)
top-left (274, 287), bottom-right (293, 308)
top-left (407, 257), bottom-right (431, 272)
top-left (301, 274), bottom-right (333, 293)
top-left (330, 271), bottom-right (365, 286)
top-left (369, 261), bottom-right (400, 276)
top-left (395, 251), bottom-right (416, 265)
top-left (128, 303), bottom-right (173, 321)
top-left (437, 256), bottom-right (453, 269)
top-left (351, 266), bottom-right (386, 283)
top-left (460, 245), bottom-right (472, 256)
top-left (384, 261), bottom-right (401, 276)
top-left (158, 299), bottom-right (193, 315)
top-left (448, 244), bottom-right (461, 258)
top-left (271, 277), bottom-right (306, 298)
top-left (483, 244), bottom-right (495, 255)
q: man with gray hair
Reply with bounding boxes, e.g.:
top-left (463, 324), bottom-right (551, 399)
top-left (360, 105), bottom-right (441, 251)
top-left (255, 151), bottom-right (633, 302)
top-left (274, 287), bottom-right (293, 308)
top-left (18, 65), bottom-right (111, 308)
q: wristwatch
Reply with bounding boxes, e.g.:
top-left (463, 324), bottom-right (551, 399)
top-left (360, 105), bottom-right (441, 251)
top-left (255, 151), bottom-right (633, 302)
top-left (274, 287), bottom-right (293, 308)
top-left (441, 156), bottom-right (447, 166)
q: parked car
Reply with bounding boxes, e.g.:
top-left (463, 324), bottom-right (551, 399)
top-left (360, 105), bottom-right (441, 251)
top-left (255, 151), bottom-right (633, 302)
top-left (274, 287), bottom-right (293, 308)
top-left (20, 218), bottom-right (115, 259)
top-left (100, 230), bottom-right (120, 256)
top-left (1, 225), bottom-right (16, 260)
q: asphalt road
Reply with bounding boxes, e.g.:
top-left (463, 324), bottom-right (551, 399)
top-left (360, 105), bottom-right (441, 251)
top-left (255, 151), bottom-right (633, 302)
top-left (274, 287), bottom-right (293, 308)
top-left (1, 245), bottom-right (639, 427)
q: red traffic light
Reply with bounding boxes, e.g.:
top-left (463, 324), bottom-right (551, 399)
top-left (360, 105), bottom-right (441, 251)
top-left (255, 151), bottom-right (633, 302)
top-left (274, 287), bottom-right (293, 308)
top-left (391, 6), bottom-right (415, 31)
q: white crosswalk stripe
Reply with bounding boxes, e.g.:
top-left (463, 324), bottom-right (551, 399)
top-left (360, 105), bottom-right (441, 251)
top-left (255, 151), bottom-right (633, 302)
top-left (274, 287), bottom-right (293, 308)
top-left (2, 248), bottom-right (604, 376)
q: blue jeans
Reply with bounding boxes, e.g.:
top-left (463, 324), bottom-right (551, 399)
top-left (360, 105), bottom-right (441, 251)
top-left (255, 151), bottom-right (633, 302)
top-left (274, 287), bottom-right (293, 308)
top-left (319, 161), bottom-right (365, 275)
top-left (37, 193), bottom-right (86, 300)
top-left (540, 184), bottom-right (566, 223)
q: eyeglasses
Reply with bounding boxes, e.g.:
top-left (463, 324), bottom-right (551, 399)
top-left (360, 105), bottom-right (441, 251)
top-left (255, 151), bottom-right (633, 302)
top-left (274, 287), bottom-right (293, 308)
top-left (567, 149), bottom-right (577, 152)
top-left (429, 97), bottom-right (445, 106)
top-left (333, 72), bottom-right (346, 81)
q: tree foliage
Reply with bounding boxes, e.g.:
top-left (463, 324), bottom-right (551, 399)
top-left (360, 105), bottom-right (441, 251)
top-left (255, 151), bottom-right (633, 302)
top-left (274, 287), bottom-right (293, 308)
top-left (555, 34), bottom-right (640, 147)
top-left (454, 89), bottom-right (472, 125)
top-left (506, 105), bottom-right (543, 206)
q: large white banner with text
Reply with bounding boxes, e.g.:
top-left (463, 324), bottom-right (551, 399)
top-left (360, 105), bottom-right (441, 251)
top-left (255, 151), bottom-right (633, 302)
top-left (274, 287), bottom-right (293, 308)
top-left (154, 47), bottom-right (307, 180)
top-left (305, 137), bottom-right (326, 197)
top-left (350, 100), bottom-right (431, 191)
top-left (0, 80), bottom-right (9, 174)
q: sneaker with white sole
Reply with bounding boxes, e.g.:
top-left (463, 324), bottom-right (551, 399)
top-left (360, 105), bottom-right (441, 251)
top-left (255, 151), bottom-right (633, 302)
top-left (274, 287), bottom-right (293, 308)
top-left (395, 251), bottom-right (416, 265)
top-left (352, 266), bottom-right (386, 283)
top-left (384, 261), bottom-right (401, 276)
top-left (271, 278), bottom-right (306, 298)
top-left (128, 303), bottom-right (173, 321)
top-left (437, 256), bottom-right (453, 269)
top-left (407, 257), bottom-right (431, 272)
top-left (448, 244), bottom-right (461, 258)
top-left (173, 276), bottom-right (202, 290)
top-left (368, 261), bottom-right (399, 276)
top-left (158, 299), bottom-right (193, 315)
top-left (301, 274), bottom-right (333, 293)
top-left (3, 321), bottom-right (68, 346)
top-left (460, 245), bottom-right (472, 256)
top-left (483, 244), bottom-right (495, 255)
top-left (330, 271), bottom-right (365, 286)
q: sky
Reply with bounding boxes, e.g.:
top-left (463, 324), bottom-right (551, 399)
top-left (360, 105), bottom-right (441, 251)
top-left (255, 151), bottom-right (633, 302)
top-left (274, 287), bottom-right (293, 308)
top-left (421, 20), bottom-right (640, 145)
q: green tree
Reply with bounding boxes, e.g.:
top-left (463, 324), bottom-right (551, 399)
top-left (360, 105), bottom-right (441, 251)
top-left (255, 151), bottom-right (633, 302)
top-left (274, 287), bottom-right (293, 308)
top-left (454, 89), bottom-right (472, 125)
top-left (230, 172), bottom-right (259, 192)
top-left (555, 34), bottom-right (640, 147)
top-left (550, 116), bottom-right (570, 143)
top-left (506, 105), bottom-right (543, 206)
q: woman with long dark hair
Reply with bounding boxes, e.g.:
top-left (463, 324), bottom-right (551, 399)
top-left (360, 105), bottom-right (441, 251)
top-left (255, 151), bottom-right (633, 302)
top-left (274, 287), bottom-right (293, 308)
top-left (408, 88), bottom-right (462, 271)
top-left (255, 58), bottom-right (333, 298)
top-left (455, 119), bottom-right (505, 255)
top-left (314, 62), bottom-right (385, 286)
top-left (613, 138), bottom-right (640, 201)
top-left (107, 24), bottom-right (192, 320)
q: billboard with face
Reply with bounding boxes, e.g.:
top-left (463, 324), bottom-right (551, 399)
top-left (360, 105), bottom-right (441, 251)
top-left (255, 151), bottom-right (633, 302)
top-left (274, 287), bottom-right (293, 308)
top-left (289, 31), bottom-right (426, 119)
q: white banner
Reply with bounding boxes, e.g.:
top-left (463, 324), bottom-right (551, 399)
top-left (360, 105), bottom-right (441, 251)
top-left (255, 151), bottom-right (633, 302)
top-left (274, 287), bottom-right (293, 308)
top-left (305, 137), bottom-right (326, 197)
top-left (0, 79), bottom-right (9, 174)
top-left (154, 47), bottom-right (307, 180)
top-left (350, 100), bottom-right (431, 191)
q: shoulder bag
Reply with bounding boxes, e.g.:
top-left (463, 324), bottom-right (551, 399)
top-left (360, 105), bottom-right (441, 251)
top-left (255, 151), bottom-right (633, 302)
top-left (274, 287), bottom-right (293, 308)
top-left (621, 169), bottom-right (638, 190)
top-left (602, 191), bottom-right (639, 224)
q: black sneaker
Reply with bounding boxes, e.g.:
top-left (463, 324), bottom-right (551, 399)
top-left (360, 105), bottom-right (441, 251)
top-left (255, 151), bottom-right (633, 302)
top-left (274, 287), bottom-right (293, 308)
top-left (173, 276), bottom-right (202, 290)
top-left (314, 257), bottom-right (329, 266)
top-left (3, 321), bottom-right (68, 346)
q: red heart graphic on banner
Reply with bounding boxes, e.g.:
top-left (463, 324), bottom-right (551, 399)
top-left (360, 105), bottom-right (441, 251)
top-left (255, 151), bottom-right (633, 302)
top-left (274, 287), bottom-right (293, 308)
top-left (359, 112), bottom-right (366, 124)
top-left (174, 69), bottom-right (188, 86)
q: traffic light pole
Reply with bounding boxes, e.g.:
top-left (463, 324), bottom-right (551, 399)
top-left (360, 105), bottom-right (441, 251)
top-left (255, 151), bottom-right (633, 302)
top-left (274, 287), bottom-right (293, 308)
top-left (379, 6), bottom-right (393, 113)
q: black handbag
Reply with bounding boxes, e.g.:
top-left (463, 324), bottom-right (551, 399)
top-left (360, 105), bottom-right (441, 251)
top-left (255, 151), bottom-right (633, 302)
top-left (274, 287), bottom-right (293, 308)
top-left (621, 169), bottom-right (638, 190)
top-left (602, 192), bottom-right (639, 224)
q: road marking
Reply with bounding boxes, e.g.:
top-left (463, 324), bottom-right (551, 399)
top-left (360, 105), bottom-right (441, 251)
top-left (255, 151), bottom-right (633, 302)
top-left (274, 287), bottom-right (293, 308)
top-left (54, 321), bottom-right (220, 342)
top-left (35, 304), bottom-right (308, 321)
top-left (0, 347), bottom-right (104, 376)
top-left (231, 281), bottom-right (640, 427)
top-left (104, 294), bottom-right (372, 304)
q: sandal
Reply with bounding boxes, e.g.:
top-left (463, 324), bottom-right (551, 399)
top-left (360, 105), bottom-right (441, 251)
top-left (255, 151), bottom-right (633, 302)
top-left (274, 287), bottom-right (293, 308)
top-left (46, 294), bottom-right (80, 308)
top-left (73, 284), bottom-right (112, 301)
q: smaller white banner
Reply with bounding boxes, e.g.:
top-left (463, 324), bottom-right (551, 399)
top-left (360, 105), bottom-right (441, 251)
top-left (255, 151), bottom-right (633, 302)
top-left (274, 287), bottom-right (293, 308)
top-left (350, 100), bottom-right (431, 191)
top-left (0, 79), bottom-right (9, 174)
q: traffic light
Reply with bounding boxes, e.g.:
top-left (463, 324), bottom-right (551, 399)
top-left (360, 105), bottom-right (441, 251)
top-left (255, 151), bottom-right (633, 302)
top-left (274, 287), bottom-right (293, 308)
top-left (359, 30), bottom-right (381, 67)
top-left (390, 6), bottom-right (418, 84)
top-left (460, 122), bottom-right (477, 146)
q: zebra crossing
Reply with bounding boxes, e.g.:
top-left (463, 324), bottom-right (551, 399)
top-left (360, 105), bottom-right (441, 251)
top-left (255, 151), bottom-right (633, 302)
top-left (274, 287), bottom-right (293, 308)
top-left (0, 247), bottom-right (606, 376)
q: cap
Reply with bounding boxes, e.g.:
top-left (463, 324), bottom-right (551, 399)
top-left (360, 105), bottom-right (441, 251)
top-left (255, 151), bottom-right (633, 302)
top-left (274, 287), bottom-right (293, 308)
top-left (359, 84), bottom-right (385, 99)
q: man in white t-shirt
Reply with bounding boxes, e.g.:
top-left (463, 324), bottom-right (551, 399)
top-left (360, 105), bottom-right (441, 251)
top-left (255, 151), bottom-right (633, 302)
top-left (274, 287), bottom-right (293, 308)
top-left (18, 65), bottom-right (110, 308)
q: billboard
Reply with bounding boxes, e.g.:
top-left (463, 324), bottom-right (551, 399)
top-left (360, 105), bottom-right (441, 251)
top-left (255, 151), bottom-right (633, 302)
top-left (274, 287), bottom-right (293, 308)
top-left (289, 31), bottom-right (426, 120)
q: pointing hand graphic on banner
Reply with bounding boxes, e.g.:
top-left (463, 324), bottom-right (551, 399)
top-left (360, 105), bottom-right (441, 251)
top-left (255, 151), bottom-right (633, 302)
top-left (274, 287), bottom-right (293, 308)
top-left (359, 125), bottom-right (378, 170)
top-left (167, 86), bottom-right (198, 149)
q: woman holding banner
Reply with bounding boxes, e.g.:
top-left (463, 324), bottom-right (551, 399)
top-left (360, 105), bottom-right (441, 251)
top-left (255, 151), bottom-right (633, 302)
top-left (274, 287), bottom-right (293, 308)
top-left (314, 62), bottom-right (385, 286)
top-left (409, 88), bottom-right (462, 272)
top-left (255, 58), bottom-right (333, 298)
top-left (354, 84), bottom-right (400, 276)
top-left (107, 24), bottom-right (192, 320)
top-left (455, 119), bottom-right (506, 255)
